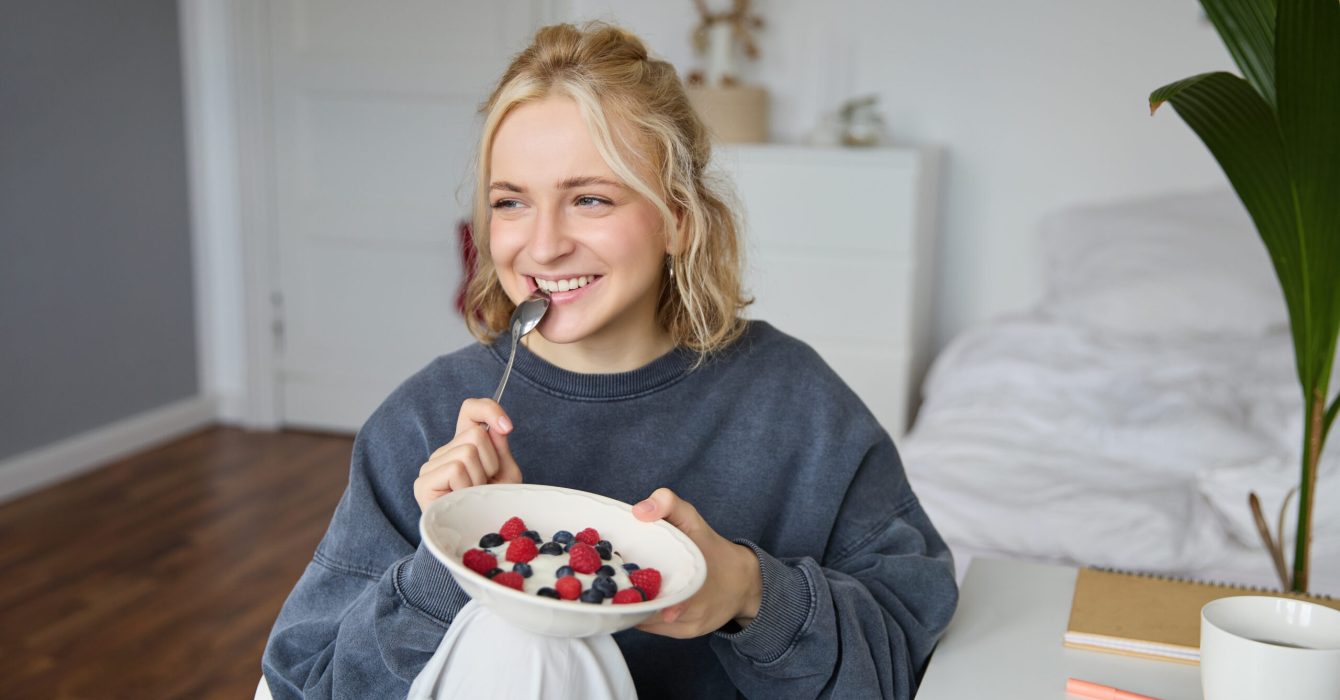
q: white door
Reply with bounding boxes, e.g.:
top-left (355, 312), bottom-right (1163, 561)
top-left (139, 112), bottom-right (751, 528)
top-left (266, 1), bottom-right (554, 431)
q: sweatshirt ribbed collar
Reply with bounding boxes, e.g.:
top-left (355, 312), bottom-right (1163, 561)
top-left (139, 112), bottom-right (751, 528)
top-left (487, 332), bottom-right (696, 401)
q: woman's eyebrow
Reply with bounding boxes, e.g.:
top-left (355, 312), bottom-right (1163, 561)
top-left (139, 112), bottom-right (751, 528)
top-left (489, 176), bottom-right (625, 193)
top-left (558, 176), bottom-right (624, 190)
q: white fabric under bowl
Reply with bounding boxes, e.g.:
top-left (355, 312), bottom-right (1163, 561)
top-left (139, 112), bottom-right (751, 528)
top-left (420, 484), bottom-right (707, 638)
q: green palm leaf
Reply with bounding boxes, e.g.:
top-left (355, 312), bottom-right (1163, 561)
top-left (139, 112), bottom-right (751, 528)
top-left (1200, 0), bottom-right (1278, 105)
top-left (1276, 0), bottom-right (1340, 394)
top-left (1149, 73), bottom-right (1307, 368)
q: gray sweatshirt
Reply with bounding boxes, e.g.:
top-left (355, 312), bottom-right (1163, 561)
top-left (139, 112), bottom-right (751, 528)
top-left (262, 321), bottom-right (958, 699)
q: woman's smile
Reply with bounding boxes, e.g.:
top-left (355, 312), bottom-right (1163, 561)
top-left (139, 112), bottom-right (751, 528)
top-left (528, 273), bottom-right (603, 302)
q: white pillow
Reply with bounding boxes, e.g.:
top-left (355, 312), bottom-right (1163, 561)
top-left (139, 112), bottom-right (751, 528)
top-left (1040, 188), bottom-right (1288, 337)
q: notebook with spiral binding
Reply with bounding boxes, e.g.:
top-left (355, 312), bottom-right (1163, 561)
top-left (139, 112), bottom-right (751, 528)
top-left (1063, 567), bottom-right (1340, 665)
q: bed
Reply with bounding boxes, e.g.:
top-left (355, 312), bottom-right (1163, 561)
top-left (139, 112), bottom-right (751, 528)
top-left (901, 188), bottom-right (1340, 595)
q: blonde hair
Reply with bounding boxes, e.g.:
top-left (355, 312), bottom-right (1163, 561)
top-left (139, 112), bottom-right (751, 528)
top-left (464, 21), bottom-right (750, 360)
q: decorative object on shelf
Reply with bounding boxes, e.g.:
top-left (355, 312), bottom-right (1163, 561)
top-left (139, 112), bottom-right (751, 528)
top-left (1149, 0), bottom-right (1339, 593)
top-left (839, 95), bottom-right (888, 147)
top-left (684, 0), bottom-right (768, 143)
top-left (806, 96), bottom-right (890, 148)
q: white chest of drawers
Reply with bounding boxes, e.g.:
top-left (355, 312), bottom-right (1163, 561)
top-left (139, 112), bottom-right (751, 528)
top-left (714, 145), bottom-right (941, 439)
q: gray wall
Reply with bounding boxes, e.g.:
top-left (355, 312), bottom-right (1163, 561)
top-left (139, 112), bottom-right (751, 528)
top-left (1, 0), bottom-right (199, 461)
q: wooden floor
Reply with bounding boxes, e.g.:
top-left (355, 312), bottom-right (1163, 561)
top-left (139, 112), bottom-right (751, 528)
top-left (0, 427), bottom-right (355, 700)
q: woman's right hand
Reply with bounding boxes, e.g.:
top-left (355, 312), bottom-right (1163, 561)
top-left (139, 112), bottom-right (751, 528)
top-left (414, 398), bottom-right (523, 511)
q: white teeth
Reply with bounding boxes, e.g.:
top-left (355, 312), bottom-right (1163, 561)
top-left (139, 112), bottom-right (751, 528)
top-left (535, 276), bottom-right (594, 293)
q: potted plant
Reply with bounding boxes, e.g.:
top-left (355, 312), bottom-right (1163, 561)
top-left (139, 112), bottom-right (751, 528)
top-left (1149, 0), bottom-right (1339, 592)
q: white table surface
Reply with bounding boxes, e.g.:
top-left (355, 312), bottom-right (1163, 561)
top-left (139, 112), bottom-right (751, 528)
top-left (916, 558), bottom-right (1203, 700)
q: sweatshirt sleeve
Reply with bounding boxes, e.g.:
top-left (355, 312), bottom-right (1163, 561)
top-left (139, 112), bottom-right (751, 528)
top-left (261, 395), bottom-right (471, 699)
top-left (708, 436), bottom-right (959, 699)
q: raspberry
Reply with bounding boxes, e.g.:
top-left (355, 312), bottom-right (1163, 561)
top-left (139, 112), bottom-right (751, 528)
top-left (492, 571), bottom-right (524, 591)
top-left (575, 528), bottom-right (600, 546)
top-left (629, 568), bottom-right (661, 600)
top-left (462, 549), bottom-right (497, 576)
top-left (506, 536), bottom-right (538, 563)
top-left (568, 542), bottom-right (600, 574)
top-left (612, 588), bottom-right (645, 605)
top-left (555, 576), bottom-right (581, 600)
top-left (499, 517), bottom-right (527, 541)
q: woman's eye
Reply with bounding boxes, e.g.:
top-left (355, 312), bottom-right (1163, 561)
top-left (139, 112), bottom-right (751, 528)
top-left (491, 199), bottom-right (521, 210)
top-left (575, 195), bottom-right (611, 207)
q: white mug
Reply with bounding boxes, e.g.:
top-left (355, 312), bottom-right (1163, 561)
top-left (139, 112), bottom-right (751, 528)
top-left (1200, 595), bottom-right (1340, 700)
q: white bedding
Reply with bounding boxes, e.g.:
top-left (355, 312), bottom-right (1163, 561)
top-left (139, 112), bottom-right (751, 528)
top-left (902, 189), bottom-right (1340, 594)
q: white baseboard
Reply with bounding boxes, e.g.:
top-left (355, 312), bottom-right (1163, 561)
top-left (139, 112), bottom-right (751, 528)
top-left (0, 395), bottom-right (219, 504)
top-left (215, 390), bottom-right (247, 425)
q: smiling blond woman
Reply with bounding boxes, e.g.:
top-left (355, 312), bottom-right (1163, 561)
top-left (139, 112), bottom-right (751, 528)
top-left (263, 22), bottom-right (958, 700)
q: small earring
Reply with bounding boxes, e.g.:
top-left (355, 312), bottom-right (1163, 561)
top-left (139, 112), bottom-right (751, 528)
top-left (666, 256), bottom-right (675, 280)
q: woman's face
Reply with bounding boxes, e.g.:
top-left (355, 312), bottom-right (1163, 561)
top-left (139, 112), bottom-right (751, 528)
top-left (487, 96), bottom-right (669, 353)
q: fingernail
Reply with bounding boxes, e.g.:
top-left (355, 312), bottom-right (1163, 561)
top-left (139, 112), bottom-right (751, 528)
top-left (497, 416), bottom-right (512, 432)
top-left (634, 499), bottom-right (655, 514)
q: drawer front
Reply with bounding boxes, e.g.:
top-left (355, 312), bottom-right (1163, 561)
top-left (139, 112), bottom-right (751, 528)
top-left (747, 253), bottom-right (915, 347)
top-left (716, 146), bottom-right (923, 256)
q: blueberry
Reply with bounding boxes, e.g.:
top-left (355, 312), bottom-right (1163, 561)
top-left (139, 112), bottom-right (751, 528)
top-left (580, 588), bottom-right (606, 604)
top-left (522, 530), bottom-right (542, 544)
top-left (485, 568), bottom-right (503, 579)
top-left (536, 587), bottom-right (560, 599)
top-left (591, 577), bottom-right (617, 598)
top-left (596, 539), bottom-right (612, 550)
top-left (622, 563), bottom-right (640, 572)
top-left (555, 565), bottom-right (575, 578)
top-left (479, 533), bottom-right (504, 548)
top-left (595, 543), bottom-right (612, 561)
top-left (595, 565), bottom-right (615, 578)
top-left (539, 542), bottom-right (564, 556)
top-left (512, 563), bottom-right (533, 578)
top-left (552, 530), bottom-right (574, 544)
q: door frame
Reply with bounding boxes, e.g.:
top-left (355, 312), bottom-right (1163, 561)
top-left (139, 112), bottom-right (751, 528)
top-left (180, 0), bottom-right (282, 429)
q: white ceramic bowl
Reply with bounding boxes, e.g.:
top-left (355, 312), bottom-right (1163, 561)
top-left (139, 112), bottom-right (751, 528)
top-left (420, 483), bottom-right (707, 637)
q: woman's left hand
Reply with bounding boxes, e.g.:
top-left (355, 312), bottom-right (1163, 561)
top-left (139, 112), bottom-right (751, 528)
top-left (633, 487), bottom-right (763, 638)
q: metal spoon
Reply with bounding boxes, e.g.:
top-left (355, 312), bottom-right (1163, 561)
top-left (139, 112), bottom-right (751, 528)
top-left (492, 288), bottom-right (551, 404)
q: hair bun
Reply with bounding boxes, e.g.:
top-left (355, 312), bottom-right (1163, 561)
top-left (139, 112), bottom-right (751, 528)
top-left (530, 21), bottom-right (649, 71)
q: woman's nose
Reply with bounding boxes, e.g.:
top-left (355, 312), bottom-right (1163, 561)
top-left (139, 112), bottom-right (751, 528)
top-left (526, 206), bottom-right (575, 264)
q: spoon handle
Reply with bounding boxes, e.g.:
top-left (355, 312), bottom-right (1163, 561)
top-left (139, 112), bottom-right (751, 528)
top-left (492, 326), bottom-right (521, 404)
